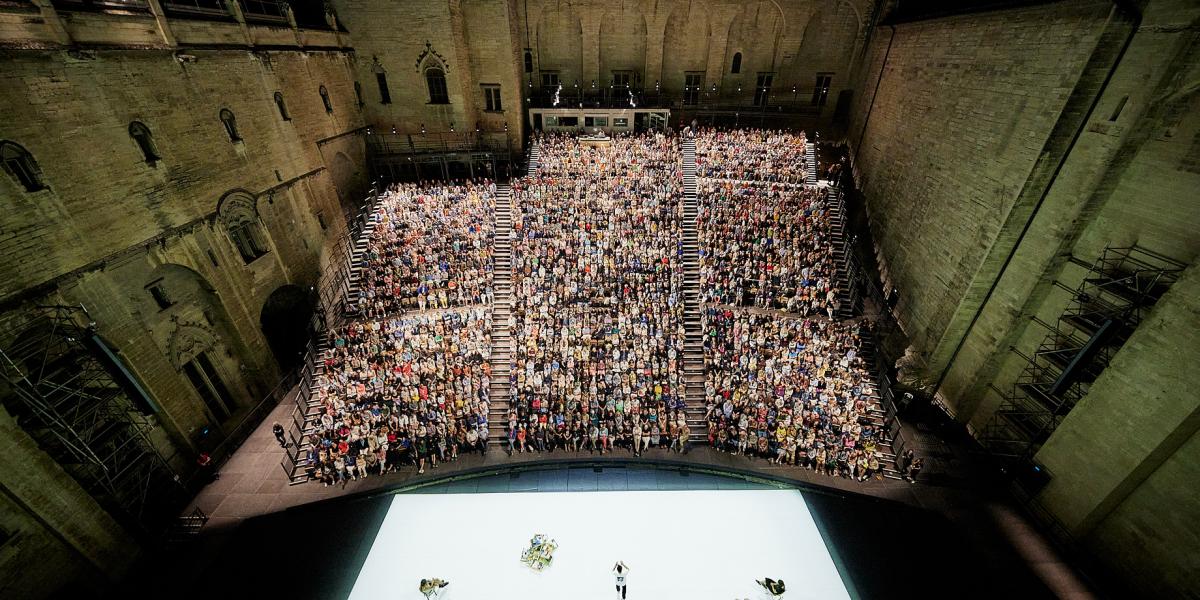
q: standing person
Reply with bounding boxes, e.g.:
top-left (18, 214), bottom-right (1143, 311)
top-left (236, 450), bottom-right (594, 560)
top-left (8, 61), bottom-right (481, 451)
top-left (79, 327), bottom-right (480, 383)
top-left (272, 422), bottom-right (288, 448)
top-left (415, 434), bottom-right (429, 474)
top-left (907, 457), bottom-right (924, 483)
top-left (613, 561), bottom-right (630, 599)
top-left (897, 448), bottom-right (914, 477)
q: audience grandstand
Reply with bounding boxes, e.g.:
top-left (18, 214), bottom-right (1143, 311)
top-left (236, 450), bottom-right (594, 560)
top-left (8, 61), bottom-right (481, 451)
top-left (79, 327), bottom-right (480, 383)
top-left (290, 129), bottom-right (895, 485)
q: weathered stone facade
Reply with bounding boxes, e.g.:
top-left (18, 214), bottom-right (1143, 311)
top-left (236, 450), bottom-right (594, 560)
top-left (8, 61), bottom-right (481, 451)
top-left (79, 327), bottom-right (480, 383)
top-left (0, 3), bottom-right (366, 596)
top-left (848, 0), bottom-right (1200, 596)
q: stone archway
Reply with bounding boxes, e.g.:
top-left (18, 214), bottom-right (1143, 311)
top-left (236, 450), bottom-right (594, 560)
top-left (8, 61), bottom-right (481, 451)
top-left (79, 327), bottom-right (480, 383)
top-left (259, 284), bottom-right (315, 371)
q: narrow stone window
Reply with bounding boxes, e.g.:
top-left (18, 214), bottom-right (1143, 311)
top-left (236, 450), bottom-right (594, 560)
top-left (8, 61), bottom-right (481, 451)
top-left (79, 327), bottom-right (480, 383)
top-left (274, 92), bottom-right (291, 121)
top-left (320, 85), bottom-right (333, 113)
top-left (219, 108), bottom-right (242, 142)
top-left (1, 141), bottom-right (46, 192)
top-left (128, 121), bottom-right (161, 164)
top-left (426, 68), bottom-right (449, 104)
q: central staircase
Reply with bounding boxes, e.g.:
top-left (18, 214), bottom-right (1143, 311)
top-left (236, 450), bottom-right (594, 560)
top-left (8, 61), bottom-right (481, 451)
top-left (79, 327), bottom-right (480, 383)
top-left (487, 144), bottom-right (536, 443)
top-left (488, 183), bottom-right (515, 439)
top-left (805, 141), bottom-right (818, 185)
top-left (681, 137), bottom-right (707, 442)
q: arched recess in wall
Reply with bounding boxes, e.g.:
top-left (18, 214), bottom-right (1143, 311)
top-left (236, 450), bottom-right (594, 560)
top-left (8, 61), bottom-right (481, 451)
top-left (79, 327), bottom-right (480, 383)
top-left (598, 2), bottom-right (647, 88)
top-left (725, 1), bottom-right (783, 83)
top-left (796, 0), bottom-right (861, 76)
top-left (217, 190), bottom-right (272, 264)
top-left (259, 284), bottom-right (314, 371)
top-left (536, 1), bottom-right (583, 86)
top-left (662, 2), bottom-right (710, 91)
top-left (151, 263), bottom-right (256, 440)
top-left (329, 151), bottom-right (362, 216)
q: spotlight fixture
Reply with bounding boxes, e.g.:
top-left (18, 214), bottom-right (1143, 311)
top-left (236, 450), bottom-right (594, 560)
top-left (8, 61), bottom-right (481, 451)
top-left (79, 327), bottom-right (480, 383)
top-left (421, 124), bottom-right (426, 134)
top-left (450, 122), bottom-right (455, 132)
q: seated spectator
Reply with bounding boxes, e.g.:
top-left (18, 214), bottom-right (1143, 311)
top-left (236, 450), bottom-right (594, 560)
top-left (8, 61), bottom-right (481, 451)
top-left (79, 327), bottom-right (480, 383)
top-left (509, 132), bottom-right (687, 456)
top-left (703, 308), bottom-right (884, 481)
top-left (357, 180), bottom-right (495, 318)
top-left (307, 306), bottom-right (492, 481)
top-left (696, 128), bottom-right (809, 184)
top-left (699, 180), bottom-right (840, 315)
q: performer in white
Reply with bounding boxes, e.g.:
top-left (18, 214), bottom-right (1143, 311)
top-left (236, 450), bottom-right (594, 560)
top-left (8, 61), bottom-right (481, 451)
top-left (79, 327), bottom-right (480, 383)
top-left (612, 561), bottom-right (630, 599)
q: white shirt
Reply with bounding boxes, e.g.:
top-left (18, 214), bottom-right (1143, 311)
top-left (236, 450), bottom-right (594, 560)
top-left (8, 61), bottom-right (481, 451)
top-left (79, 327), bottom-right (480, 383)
top-left (613, 567), bottom-right (627, 585)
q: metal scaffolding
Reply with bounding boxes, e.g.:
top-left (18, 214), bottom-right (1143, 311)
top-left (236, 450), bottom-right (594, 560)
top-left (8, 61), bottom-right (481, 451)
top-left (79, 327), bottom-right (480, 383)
top-left (0, 304), bottom-right (186, 536)
top-left (980, 245), bottom-right (1186, 463)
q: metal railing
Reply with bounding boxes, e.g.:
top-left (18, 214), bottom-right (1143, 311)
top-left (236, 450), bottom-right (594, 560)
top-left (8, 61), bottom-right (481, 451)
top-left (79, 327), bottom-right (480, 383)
top-left (526, 85), bottom-right (830, 116)
top-left (366, 131), bottom-right (511, 156)
top-left (50, 0), bottom-right (151, 11)
top-left (160, 0), bottom-right (227, 17)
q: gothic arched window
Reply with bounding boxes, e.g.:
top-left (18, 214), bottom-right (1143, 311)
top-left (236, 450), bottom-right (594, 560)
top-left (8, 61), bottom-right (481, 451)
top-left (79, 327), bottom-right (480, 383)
top-left (219, 109), bottom-right (242, 142)
top-left (731, 52), bottom-right (742, 74)
top-left (0, 141), bottom-right (45, 192)
top-left (218, 192), bottom-right (269, 264)
top-left (426, 68), bottom-right (449, 104)
top-left (128, 121), bottom-right (160, 164)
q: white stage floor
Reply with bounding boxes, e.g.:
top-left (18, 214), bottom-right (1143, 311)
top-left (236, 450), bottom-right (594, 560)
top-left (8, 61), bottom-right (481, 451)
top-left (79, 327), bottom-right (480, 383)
top-left (348, 489), bottom-right (852, 600)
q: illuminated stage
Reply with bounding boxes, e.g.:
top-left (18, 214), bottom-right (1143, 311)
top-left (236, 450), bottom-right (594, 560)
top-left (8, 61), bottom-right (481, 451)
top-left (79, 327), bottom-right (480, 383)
top-left (189, 464), bottom-right (1056, 600)
top-left (349, 489), bottom-right (850, 600)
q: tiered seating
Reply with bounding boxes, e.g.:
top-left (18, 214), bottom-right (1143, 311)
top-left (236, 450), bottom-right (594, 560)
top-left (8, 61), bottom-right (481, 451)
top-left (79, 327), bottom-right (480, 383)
top-left (294, 128), bottom-right (891, 485)
top-left (355, 182), bottom-right (496, 318)
top-left (306, 306), bottom-right (493, 483)
top-left (506, 132), bottom-right (690, 455)
top-left (698, 180), bottom-right (840, 316)
top-left (695, 128), bottom-right (811, 184)
top-left (702, 309), bottom-right (885, 480)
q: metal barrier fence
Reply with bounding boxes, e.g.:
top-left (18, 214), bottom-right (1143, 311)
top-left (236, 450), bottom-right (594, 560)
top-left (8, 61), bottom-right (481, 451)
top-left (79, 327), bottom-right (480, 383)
top-left (274, 189), bottom-right (384, 482)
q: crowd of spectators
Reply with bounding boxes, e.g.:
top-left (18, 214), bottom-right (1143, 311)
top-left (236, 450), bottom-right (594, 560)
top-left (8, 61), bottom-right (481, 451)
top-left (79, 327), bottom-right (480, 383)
top-left (703, 309), bottom-right (885, 481)
top-left (296, 127), bottom-right (895, 486)
top-left (699, 180), bottom-right (840, 315)
top-left (506, 132), bottom-right (690, 457)
top-left (306, 307), bottom-right (493, 483)
top-left (356, 181), bottom-right (495, 318)
top-left (695, 128), bottom-right (810, 184)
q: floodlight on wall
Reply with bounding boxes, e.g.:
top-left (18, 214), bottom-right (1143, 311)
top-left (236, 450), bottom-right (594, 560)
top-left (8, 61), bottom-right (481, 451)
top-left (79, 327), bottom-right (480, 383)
top-left (391, 126), bottom-right (398, 134)
top-left (450, 122), bottom-right (455, 132)
top-left (504, 122), bottom-right (508, 132)
top-left (366, 127), bottom-right (372, 135)
top-left (420, 124), bottom-right (426, 134)
top-left (655, 80), bottom-right (660, 91)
